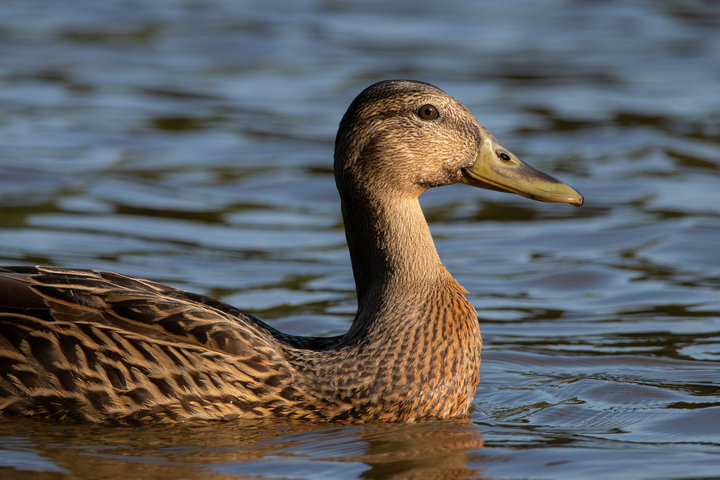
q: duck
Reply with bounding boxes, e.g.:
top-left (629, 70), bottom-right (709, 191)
top-left (0, 80), bottom-right (582, 424)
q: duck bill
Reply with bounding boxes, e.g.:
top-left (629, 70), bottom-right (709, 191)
top-left (461, 136), bottom-right (583, 206)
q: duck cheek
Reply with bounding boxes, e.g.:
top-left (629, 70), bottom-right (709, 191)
top-left (414, 165), bottom-right (462, 188)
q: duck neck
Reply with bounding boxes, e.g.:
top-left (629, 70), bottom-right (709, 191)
top-left (340, 189), bottom-right (446, 311)
top-left (281, 185), bottom-right (481, 421)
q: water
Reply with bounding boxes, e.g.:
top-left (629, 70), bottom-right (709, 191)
top-left (1, 0), bottom-right (719, 478)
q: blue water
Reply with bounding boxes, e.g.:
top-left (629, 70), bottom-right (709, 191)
top-left (1, 0), bottom-right (719, 478)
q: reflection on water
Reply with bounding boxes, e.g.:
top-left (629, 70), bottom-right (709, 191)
top-left (0, 418), bottom-right (485, 479)
top-left (1, 0), bottom-right (719, 478)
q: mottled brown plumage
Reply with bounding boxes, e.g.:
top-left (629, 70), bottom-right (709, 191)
top-left (0, 80), bottom-right (582, 424)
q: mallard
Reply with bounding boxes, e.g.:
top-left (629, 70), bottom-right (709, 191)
top-left (0, 80), bottom-right (582, 424)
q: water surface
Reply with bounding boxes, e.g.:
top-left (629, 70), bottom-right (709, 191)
top-left (1, 1), bottom-right (719, 479)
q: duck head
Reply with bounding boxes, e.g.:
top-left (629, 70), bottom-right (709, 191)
top-left (334, 80), bottom-right (583, 206)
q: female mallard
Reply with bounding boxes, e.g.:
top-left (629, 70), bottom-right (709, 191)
top-left (0, 80), bottom-right (582, 424)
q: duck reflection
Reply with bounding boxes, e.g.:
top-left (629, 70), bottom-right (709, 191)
top-left (0, 416), bottom-right (488, 479)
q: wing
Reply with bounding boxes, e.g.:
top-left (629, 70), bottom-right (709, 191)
top-left (0, 265), bottom-right (282, 356)
top-left (0, 266), bottom-right (308, 423)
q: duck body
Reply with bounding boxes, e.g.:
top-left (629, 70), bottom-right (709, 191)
top-left (0, 265), bottom-right (478, 423)
top-left (0, 80), bottom-right (581, 424)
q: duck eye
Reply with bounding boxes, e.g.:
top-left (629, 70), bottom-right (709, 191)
top-left (418, 104), bottom-right (439, 120)
top-left (498, 152), bottom-right (511, 161)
